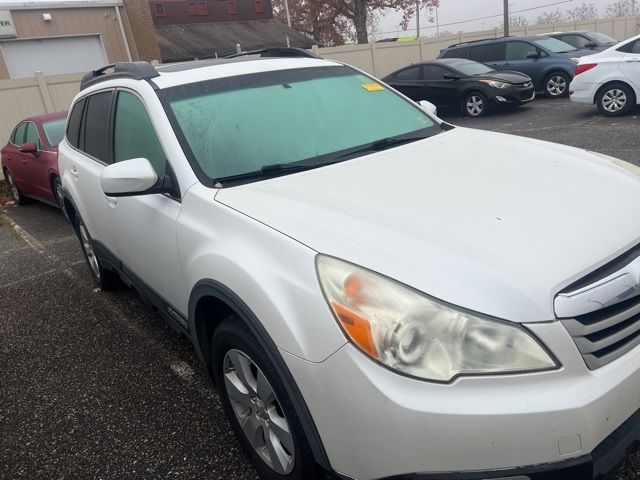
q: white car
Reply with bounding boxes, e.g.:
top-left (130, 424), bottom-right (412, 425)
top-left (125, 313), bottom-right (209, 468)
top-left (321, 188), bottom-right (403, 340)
top-left (59, 55), bottom-right (640, 480)
top-left (570, 33), bottom-right (640, 116)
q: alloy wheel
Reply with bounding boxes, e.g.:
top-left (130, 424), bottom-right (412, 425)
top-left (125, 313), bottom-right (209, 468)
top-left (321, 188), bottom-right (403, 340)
top-left (466, 95), bottom-right (484, 117)
top-left (601, 89), bottom-right (627, 113)
top-left (546, 75), bottom-right (567, 96)
top-left (7, 173), bottom-right (20, 202)
top-left (223, 349), bottom-right (295, 475)
top-left (79, 224), bottom-right (101, 279)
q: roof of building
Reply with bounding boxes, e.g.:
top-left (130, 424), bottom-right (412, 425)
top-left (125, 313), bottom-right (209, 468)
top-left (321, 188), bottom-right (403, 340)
top-left (0, 0), bottom-right (122, 9)
top-left (155, 19), bottom-right (316, 63)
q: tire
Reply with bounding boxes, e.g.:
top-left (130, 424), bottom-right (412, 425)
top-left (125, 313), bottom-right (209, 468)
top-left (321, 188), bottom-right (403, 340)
top-left (464, 92), bottom-right (488, 117)
top-left (75, 218), bottom-right (119, 290)
top-left (596, 83), bottom-right (635, 117)
top-left (5, 170), bottom-right (27, 205)
top-left (52, 176), bottom-right (64, 209)
top-left (544, 71), bottom-right (570, 98)
top-left (211, 316), bottom-right (319, 480)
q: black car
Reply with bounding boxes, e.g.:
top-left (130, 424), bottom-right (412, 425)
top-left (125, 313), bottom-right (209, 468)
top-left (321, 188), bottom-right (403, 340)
top-left (383, 58), bottom-right (535, 117)
top-left (547, 31), bottom-right (618, 52)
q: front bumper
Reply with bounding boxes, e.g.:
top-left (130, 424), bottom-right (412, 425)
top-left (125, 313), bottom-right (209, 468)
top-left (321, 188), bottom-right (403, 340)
top-left (283, 321), bottom-right (640, 480)
top-left (491, 87), bottom-right (535, 104)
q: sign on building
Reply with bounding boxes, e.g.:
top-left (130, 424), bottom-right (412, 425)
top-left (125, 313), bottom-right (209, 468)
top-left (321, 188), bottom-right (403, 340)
top-left (0, 10), bottom-right (16, 38)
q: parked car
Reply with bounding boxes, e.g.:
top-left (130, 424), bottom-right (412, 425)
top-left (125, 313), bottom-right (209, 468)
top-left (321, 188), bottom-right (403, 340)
top-left (547, 30), bottom-right (619, 52)
top-left (382, 58), bottom-right (534, 117)
top-left (570, 33), bottom-right (640, 116)
top-left (59, 57), bottom-right (640, 480)
top-left (438, 35), bottom-right (593, 97)
top-left (1, 111), bottom-right (67, 207)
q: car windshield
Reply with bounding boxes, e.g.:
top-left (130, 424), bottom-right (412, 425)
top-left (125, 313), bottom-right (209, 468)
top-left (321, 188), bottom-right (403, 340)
top-left (532, 37), bottom-right (577, 53)
top-left (590, 31), bottom-right (617, 44)
top-left (42, 118), bottom-right (66, 147)
top-left (159, 65), bottom-right (441, 183)
top-left (447, 60), bottom-right (494, 76)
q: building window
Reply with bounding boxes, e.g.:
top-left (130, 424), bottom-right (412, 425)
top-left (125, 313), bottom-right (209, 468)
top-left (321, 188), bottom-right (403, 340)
top-left (154, 3), bottom-right (166, 17)
top-left (254, 0), bottom-right (264, 13)
top-left (187, 2), bottom-right (198, 15)
top-left (227, 1), bottom-right (237, 14)
top-left (196, 1), bottom-right (208, 15)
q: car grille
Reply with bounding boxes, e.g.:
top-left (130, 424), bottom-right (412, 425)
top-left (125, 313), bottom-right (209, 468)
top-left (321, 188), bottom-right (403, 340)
top-left (556, 244), bottom-right (640, 369)
top-left (560, 295), bottom-right (640, 369)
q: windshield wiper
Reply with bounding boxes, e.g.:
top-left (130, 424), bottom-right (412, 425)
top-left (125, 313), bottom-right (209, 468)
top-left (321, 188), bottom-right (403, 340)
top-left (336, 135), bottom-right (430, 159)
top-left (214, 161), bottom-right (330, 185)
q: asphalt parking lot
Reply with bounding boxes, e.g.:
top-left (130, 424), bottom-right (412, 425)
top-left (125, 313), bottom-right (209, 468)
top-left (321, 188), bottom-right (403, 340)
top-left (1, 97), bottom-right (639, 480)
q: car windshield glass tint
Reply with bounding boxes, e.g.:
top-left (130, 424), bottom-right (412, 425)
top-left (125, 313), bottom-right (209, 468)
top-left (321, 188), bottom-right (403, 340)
top-left (533, 37), bottom-right (576, 53)
top-left (590, 32), bottom-right (617, 44)
top-left (448, 60), bottom-right (494, 75)
top-left (42, 118), bottom-right (66, 147)
top-left (160, 66), bottom-right (441, 181)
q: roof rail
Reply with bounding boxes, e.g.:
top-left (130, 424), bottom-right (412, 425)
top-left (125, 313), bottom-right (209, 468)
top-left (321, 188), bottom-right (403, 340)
top-left (447, 36), bottom-right (513, 48)
top-left (223, 47), bottom-right (320, 59)
top-left (80, 61), bottom-right (160, 91)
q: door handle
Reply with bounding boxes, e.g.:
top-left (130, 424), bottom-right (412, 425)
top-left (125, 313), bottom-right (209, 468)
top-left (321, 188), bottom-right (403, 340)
top-left (70, 166), bottom-right (79, 178)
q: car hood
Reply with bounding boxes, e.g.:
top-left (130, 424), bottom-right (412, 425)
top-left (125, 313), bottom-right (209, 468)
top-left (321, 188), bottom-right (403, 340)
top-left (478, 71), bottom-right (532, 83)
top-left (216, 128), bottom-right (640, 323)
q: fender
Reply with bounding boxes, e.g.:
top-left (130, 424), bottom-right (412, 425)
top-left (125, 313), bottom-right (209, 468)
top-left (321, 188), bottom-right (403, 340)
top-left (188, 279), bottom-right (332, 472)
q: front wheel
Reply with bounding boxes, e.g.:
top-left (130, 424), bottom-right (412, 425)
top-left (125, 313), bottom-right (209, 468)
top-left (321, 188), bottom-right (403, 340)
top-left (596, 83), bottom-right (635, 117)
top-left (464, 92), bottom-right (488, 117)
top-left (544, 72), bottom-right (570, 98)
top-left (211, 317), bottom-right (319, 480)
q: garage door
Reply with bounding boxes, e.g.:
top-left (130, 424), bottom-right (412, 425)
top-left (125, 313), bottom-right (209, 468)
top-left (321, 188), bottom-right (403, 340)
top-left (0, 35), bottom-right (108, 79)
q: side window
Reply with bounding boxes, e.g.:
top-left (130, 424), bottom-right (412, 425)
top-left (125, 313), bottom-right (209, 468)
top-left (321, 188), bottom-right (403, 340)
top-left (423, 65), bottom-right (449, 81)
top-left (12, 122), bottom-right (27, 145)
top-left (25, 123), bottom-right (42, 150)
top-left (559, 34), bottom-right (588, 49)
top-left (617, 39), bottom-right (639, 53)
top-left (113, 91), bottom-right (167, 177)
top-left (66, 98), bottom-right (86, 148)
top-left (396, 66), bottom-right (422, 81)
top-left (441, 47), bottom-right (468, 59)
top-left (83, 91), bottom-right (113, 163)
top-left (469, 43), bottom-right (504, 62)
top-left (632, 40), bottom-right (640, 54)
top-left (505, 41), bottom-right (536, 61)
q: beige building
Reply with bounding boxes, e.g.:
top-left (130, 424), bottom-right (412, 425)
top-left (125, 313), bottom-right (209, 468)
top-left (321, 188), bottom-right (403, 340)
top-left (0, 0), bottom-right (160, 80)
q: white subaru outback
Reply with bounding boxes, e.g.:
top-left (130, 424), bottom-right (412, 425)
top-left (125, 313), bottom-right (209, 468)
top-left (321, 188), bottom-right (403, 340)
top-left (59, 53), bottom-right (640, 480)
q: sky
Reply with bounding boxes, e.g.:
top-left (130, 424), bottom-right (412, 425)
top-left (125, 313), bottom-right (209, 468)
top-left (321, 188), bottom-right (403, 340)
top-left (374, 0), bottom-right (618, 39)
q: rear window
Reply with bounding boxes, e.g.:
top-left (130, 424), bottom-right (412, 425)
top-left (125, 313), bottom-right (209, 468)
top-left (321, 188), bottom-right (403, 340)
top-left (441, 47), bottom-right (468, 59)
top-left (66, 99), bottom-right (85, 149)
top-left (469, 43), bottom-right (504, 62)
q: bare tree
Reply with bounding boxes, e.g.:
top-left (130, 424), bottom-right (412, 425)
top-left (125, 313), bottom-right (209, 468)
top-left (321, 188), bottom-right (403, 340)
top-left (272, 0), bottom-right (354, 46)
top-left (509, 15), bottom-right (529, 27)
top-left (566, 3), bottom-right (599, 21)
top-left (605, 0), bottom-right (639, 17)
top-left (537, 8), bottom-right (567, 24)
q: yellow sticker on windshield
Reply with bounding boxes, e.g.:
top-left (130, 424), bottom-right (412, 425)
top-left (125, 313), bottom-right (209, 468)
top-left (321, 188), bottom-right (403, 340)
top-left (362, 83), bottom-right (384, 91)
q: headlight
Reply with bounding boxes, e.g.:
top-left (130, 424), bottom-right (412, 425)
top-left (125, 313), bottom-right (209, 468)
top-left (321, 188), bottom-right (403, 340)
top-left (316, 255), bottom-right (558, 382)
top-left (590, 151), bottom-right (640, 177)
top-left (479, 80), bottom-right (511, 89)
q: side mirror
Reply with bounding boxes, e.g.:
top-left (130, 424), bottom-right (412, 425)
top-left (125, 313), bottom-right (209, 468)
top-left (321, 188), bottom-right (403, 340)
top-left (443, 72), bottom-right (462, 80)
top-left (419, 100), bottom-right (438, 116)
top-left (585, 41), bottom-right (597, 49)
top-left (100, 158), bottom-right (159, 197)
top-left (526, 51), bottom-right (540, 59)
top-left (20, 141), bottom-right (39, 155)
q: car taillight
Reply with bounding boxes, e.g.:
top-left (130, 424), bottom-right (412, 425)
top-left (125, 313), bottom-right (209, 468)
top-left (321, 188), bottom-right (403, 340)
top-left (575, 63), bottom-right (597, 75)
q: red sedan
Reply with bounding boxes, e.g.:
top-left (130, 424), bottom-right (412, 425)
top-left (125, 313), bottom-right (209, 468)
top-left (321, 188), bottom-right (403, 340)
top-left (1, 111), bottom-right (68, 208)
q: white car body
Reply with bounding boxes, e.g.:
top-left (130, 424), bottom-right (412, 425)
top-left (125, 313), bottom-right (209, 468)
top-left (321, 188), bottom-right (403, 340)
top-left (59, 57), bottom-right (640, 480)
top-left (570, 33), bottom-right (640, 114)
